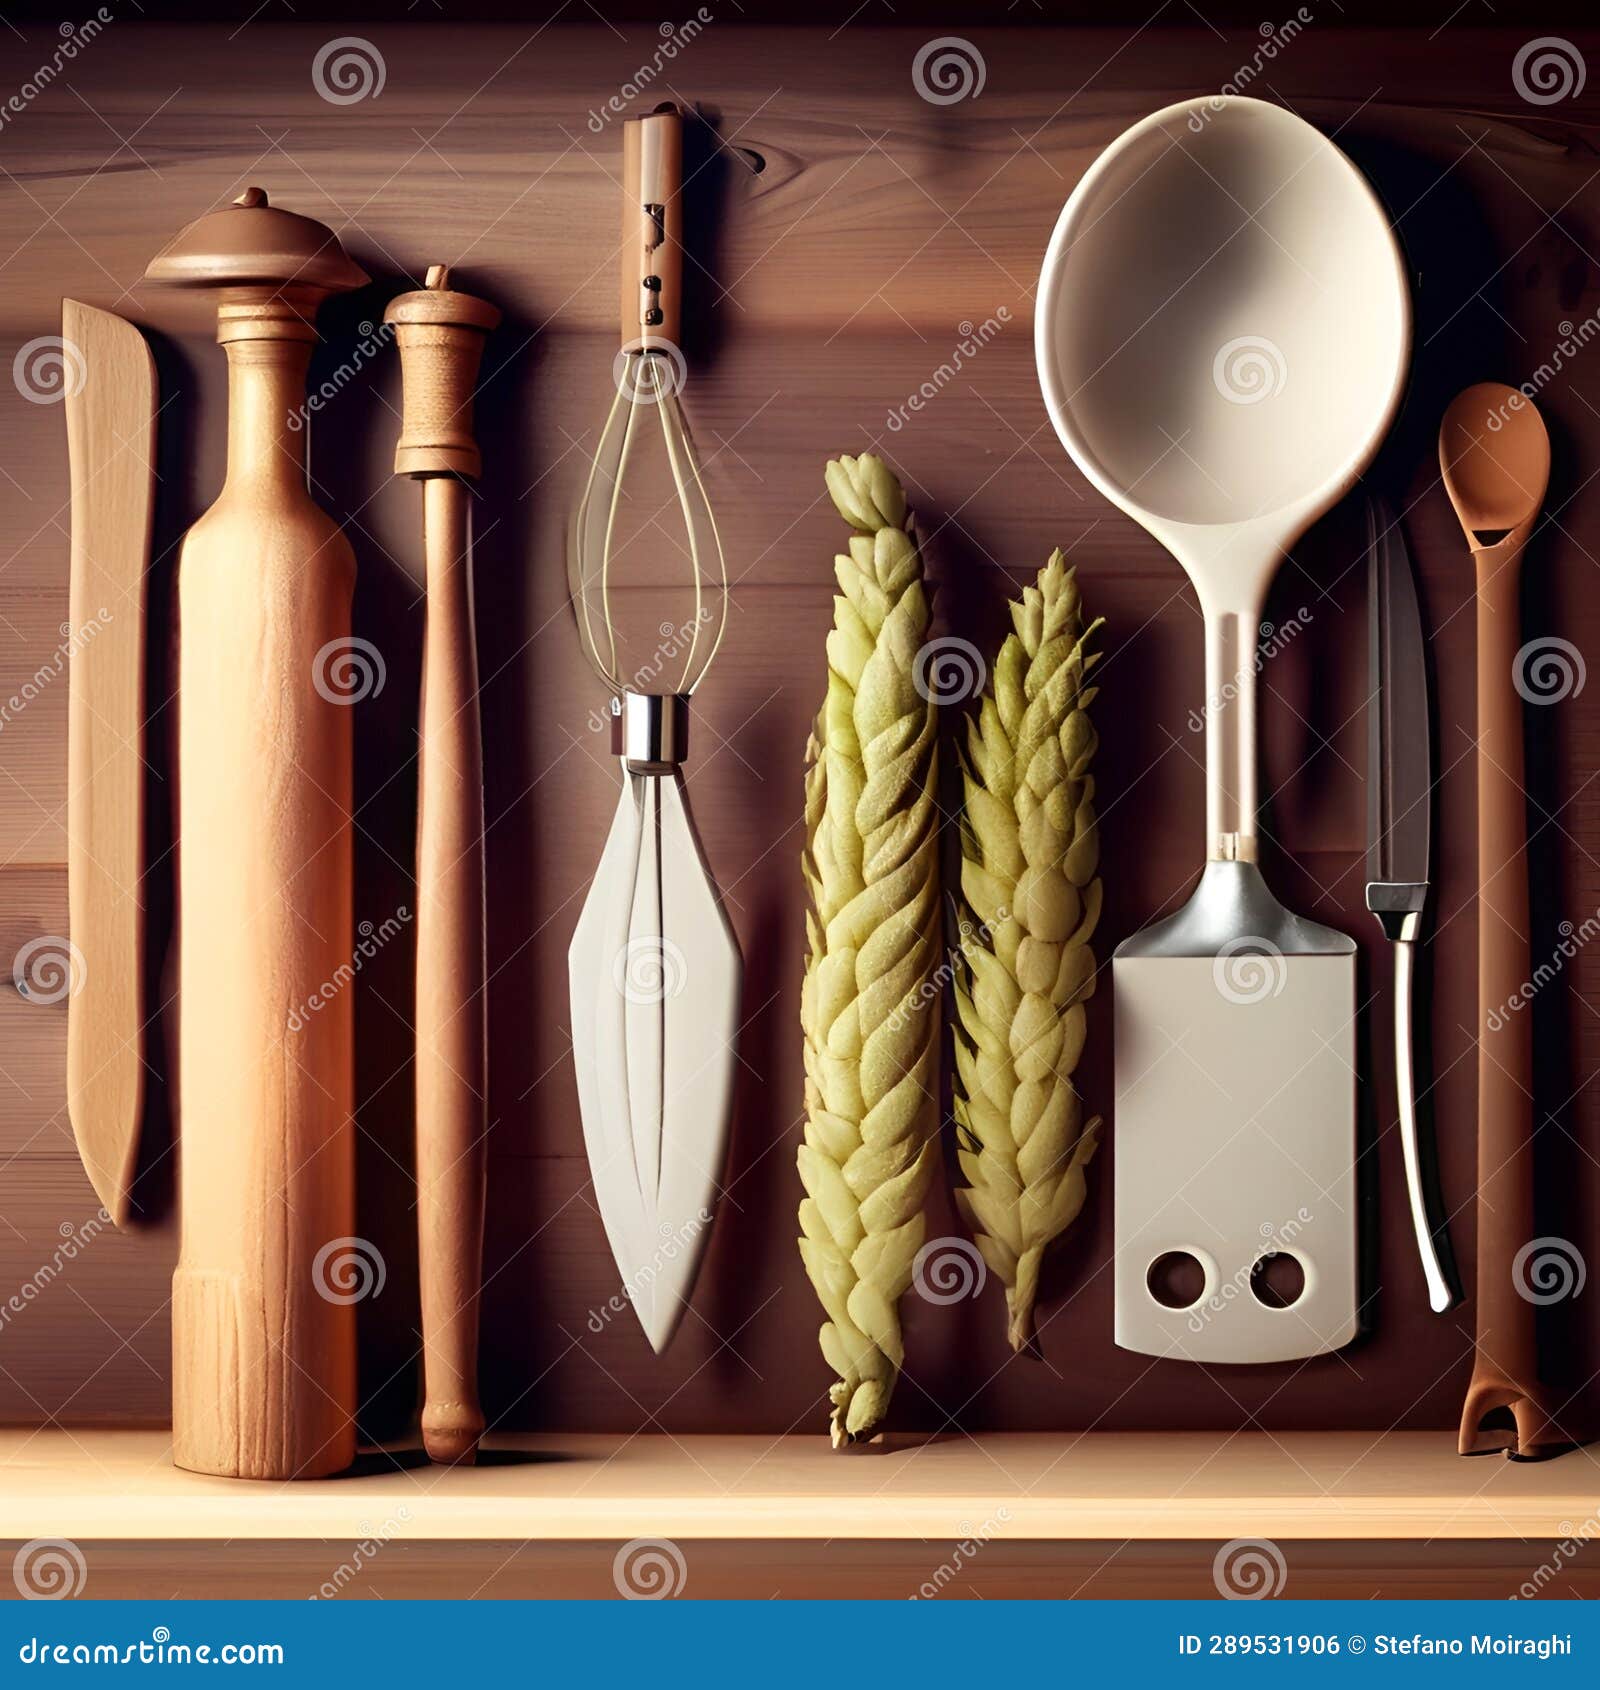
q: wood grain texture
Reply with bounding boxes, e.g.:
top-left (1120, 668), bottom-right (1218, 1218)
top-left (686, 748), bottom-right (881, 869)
top-left (1, 22), bottom-right (1598, 1449)
top-left (388, 272), bottom-right (498, 1465)
top-left (163, 271), bottom-right (362, 1475)
top-left (10, 1537), bottom-right (1597, 1600)
top-left (1, 1427), bottom-right (1596, 1541)
top-left (62, 299), bottom-right (153, 1231)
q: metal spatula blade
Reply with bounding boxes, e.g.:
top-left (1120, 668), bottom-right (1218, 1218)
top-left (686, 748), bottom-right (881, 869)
top-left (568, 771), bottom-right (740, 1352)
top-left (1112, 864), bottom-right (1359, 1363)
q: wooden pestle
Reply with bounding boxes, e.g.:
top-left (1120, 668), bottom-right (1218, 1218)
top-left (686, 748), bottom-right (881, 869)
top-left (385, 266), bottom-right (499, 1464)
top-left (146, 190), bottom-right (367, 1479)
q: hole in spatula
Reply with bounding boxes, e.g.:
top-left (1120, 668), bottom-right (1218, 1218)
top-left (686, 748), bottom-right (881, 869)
top-left (1249, 1251), bottom-right (1307, 1309)
top-left (1146, 1250), bottom-right (1207, 1310)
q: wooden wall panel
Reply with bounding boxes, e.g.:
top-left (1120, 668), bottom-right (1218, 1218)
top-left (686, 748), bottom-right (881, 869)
top-left (2, 21), bottom-right (1599, 1443)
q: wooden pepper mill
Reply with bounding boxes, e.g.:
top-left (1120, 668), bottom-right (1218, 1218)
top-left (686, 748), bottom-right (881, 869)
top-left (145, 189), bottom-right (367, 1479)
top-left (385, 266), bottom-right (498, 1464)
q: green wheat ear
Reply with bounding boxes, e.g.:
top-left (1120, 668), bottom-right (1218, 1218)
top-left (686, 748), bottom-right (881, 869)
top-left (798, 454), bottom-right (941, 1447)
top-left (952, 550), bottom-right (1104, 1352)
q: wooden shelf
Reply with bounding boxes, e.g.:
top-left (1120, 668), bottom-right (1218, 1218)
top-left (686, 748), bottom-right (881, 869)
top-left (2, 1428), bottom-right (1595, 1544)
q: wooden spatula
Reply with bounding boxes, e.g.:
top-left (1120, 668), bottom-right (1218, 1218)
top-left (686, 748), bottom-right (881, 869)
top-left (63, 300), bottom-right (156, 1228)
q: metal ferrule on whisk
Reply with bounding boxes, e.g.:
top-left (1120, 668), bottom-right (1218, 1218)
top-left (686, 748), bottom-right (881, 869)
top-left (611, 692), bottom-right (689, 773)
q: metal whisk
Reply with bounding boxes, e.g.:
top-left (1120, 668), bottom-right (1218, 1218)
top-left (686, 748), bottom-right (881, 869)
top-left (567, 102), bottom-right (740, 1354)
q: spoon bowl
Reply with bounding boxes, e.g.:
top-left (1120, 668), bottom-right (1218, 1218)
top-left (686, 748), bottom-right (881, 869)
top-left (1440, 381), bottom-right (1550, 546)
top-left (1037, 94), bottom-right (1411, 861)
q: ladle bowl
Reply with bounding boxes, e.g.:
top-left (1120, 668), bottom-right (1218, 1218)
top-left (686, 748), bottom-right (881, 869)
top-left (1037, 96), bottom-right (1410, 863)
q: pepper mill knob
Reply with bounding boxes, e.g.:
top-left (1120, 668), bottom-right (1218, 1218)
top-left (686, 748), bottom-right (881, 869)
top-left (144, 185), bottom-right (368, 294)
top-left (385, 264), bottom-right (501, 481)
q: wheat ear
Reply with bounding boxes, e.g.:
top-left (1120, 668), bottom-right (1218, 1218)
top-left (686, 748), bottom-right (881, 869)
top-left (952, 550), bottom-right (1103, 1352)
top-left (799, 454), bottom-right (941, 1446)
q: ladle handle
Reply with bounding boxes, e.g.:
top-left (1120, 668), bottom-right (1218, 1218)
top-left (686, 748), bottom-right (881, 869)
top-left (1202, 598), bottom-right (1263, 863)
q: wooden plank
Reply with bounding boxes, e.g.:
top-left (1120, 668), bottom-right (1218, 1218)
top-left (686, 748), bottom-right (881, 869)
top-left (3, 1536), bottom-right (1592, 1600)
top-left (1, 1428), bottom-right (1597, 1543)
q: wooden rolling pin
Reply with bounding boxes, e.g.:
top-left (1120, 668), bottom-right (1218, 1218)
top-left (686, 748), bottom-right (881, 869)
top-left (145, 190), bottom-right (367, 1479)
top-left (386, 267), bottom-right (498, 1465)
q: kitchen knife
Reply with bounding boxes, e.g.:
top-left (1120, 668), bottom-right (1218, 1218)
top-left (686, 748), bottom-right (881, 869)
top-left (63, 300), bottom-right (156, 1227)
top-left (1364, 493), bottom-right (1455, 1313)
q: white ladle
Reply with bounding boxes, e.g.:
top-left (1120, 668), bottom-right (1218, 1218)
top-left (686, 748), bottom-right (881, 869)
top-left (1038, 95), bottom-right (1409, 869)
top-left (1037, 96), bottom-right (1410, 1364)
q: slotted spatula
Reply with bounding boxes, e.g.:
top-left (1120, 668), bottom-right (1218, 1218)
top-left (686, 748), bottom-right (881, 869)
top-left (1036, 97), bottom-right (1410, 1363)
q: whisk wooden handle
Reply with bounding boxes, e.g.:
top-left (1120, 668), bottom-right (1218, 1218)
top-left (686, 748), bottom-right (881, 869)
top-left (386, 266), bottom-right (498, 1465)
top-left (621, 103), bottom-right (683, 350)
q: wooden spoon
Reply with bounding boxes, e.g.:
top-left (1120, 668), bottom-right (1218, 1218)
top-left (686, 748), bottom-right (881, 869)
top-left (1440, 382), bottom-right (1561, 1458)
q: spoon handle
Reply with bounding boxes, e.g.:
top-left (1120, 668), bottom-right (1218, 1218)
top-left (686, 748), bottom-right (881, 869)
top-left (1459, 539), bottom-right (1555, 1456)
top-left (1202, 600), bottom-right (1263, 862)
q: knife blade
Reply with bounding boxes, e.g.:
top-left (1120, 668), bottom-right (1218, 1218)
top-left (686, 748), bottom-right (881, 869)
top-left (1366, 495), bottom-right (1431, 907)
top-left (1364, 493), bottom-right (1455, 1313)
top-left (63, 300), bottom-right (155, 1228)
